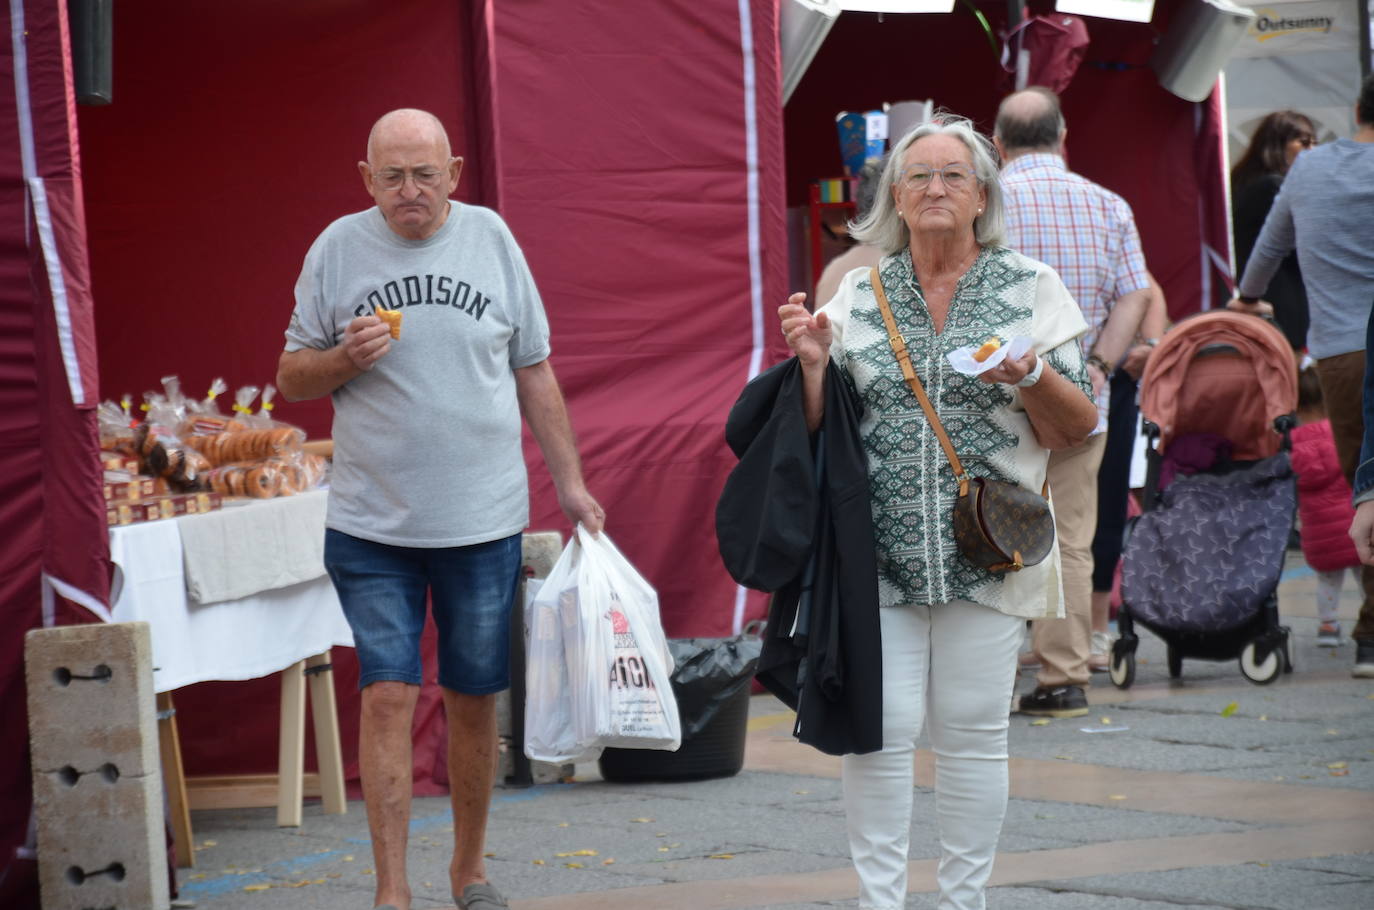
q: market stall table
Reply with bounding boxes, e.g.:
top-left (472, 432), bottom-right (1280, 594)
top-left (107, 490), bottom-right (353, 866)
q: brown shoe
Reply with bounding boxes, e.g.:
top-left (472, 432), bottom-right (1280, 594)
top-left (1018, 685), bottom-right (1089, 718)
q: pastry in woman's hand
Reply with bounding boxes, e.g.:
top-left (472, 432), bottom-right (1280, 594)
top-left (971, 337), bottom-right (1002, 363)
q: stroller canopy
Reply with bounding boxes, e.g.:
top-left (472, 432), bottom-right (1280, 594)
top-left (1139, 311), bottom-right (1297, 461)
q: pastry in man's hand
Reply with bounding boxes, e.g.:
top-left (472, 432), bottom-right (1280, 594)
top-left (375, 307), bottom-right (402, 339)
top-left (971, 337), bottom-right (1002, 363)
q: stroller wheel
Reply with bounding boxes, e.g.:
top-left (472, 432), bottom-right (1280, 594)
top-left (1109, 648), bottom-right (1135, 689)
top-left (1167, 646), bottom-right (1183, 679)
top-left (1240, 640), bottom-right (1282, 685)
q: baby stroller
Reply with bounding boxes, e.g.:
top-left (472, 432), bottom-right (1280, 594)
top-left (1110, 310), bottom-right (1298, 688)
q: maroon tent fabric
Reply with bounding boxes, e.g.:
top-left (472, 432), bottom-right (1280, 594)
top-left (4, 0), bottom-right (787, 834)
top-left (73, 0), bottom-right (498, 801)
top-left (1, 0), bottom-right (111, 899)
top-left (492, 0), bottom-right (787, 639)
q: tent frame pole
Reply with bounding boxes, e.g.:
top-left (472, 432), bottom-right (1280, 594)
top-left (1360, 0), bottom-right (1371, 80)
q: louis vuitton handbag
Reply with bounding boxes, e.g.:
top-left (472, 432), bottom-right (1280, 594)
top-left (870, 268), bottom-right (1054, 573)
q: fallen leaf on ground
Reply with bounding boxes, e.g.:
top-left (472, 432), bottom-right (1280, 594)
top-left (564, 862), bottom-right (584, 869)
top-left (1109, 794), bottom-right (1128, 801)
top-left (557, 822), bottom-right (570, 828)
top-left (1328, 761), bottom-right (1348, 769)
top-left (658, 847), bottom-right (670, 853)
top-left (1326, 729), bottom-right (1340, 735)
top-left (242, 884), bottom-right (270, 892)
top-left (710, 854), bottom-right (735, 859)
top-left (603, 858), bottom-right (616, 865)
top-left (555, 850), bottom-right (598, 857)
top-left (630, 817), bottom-right (654, 823)
top-left (1030, 719), bottom-right (1050, 726)
top-left (532, 859), bottom-right (545, 865)
top-left (1330, 769), bottom-right (1349, 777)
top-left (1055, 754), bottom-right (1073, 761)
top-left (1100, 716), bottom-right (1112, 724)
top-left (1220, 702), bottom-right (1239, 717)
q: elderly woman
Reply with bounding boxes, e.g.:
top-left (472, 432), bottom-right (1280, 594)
top-left (779, 116), bottom-right (1097, 910)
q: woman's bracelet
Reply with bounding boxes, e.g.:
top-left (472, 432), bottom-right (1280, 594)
top-left (1016, 355), bottom-right (1045, 388)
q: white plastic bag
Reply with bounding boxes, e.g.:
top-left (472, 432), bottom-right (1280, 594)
top-left (523, 526), bottom-right (681, 763)
top-left (523, 544), bottom-right (597, 763)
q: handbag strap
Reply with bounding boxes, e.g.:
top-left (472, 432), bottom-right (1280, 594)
top-left (869, 267), bottom-right (970, 496)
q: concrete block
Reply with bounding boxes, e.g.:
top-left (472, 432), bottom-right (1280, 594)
top-left (31, 759), bottom-right (168, 910)
top-left (24, 623), bottom-right (158, 778)
top-left (521, 530), bottom-right (564, 578)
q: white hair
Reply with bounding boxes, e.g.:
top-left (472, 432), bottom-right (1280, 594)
top-left (849, 114), bottom-right (1006, 254)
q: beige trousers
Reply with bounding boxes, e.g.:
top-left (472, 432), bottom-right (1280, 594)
top-left (1032, 432), bottom-right (1107, 688)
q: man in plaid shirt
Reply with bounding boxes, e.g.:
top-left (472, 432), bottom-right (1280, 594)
top-left (994, 87), bottom-right (1151, 717)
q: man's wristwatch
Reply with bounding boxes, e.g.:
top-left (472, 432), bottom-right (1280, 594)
top-left (1016, 355), bottom-right (1045, 388)
top-left (1085, 353), bottom-right (1112, 374)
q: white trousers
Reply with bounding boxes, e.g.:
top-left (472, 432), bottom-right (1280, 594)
top-left (842, 601), bottom-right (1023, 910)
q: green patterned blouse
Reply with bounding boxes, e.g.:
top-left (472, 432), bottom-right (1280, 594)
top-left (818, 247), bottom-right (1091, 618)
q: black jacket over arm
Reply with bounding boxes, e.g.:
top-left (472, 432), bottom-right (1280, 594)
top-left (716, 358), bottom-right (882, 756)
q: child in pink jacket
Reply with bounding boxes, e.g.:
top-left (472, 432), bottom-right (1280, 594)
top-left (1291, 362), bottom-right (1361, 647)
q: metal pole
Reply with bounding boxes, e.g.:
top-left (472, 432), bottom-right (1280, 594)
top-left (505, 568), bottom-right (534, 788)
top-left (1360, 0), bottom-right (1372, 81)
top-left (1007, 0), bottom-right (1024, 31)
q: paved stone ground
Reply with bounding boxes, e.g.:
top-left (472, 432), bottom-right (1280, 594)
top-left (173, 552), bottom-right (1374, 909)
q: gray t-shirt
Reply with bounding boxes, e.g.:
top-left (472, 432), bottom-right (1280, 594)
top-left (1239, 138), bottom-right (1374, 360)
top-left (285, 203), bottom-right (550, 547)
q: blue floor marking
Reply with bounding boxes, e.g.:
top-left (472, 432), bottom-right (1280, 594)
top-left (178, 782), bottom-right (574, 899)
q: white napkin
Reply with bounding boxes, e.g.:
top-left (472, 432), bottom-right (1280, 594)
top-left (947, 335), bottom-right (1033, 376)
top-left (178, 490), bottom-right (328, 604)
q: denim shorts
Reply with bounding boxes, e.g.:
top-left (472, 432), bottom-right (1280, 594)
top-left (324, 529), bottom-right (522, 694)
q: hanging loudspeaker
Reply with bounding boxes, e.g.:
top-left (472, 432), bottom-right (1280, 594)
top-left (1150, 0), bottom-right (1256, 103)
top-left (69, 0), bottom-right (113, 105)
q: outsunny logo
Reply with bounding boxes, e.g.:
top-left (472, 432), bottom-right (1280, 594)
top-left (1250, 8), bottom-right (1335, 42)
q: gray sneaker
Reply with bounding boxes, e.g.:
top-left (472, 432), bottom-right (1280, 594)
top-left (457, 882), bottom-right (509, 910)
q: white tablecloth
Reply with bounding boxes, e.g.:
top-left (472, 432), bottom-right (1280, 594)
top-left (108, 496), bottom-right (354, 693)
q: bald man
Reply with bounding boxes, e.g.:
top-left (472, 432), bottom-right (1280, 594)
top-left (994, 88), bottom-right (1150, 718)
top-left (278, 109), bottom-right (602, 910)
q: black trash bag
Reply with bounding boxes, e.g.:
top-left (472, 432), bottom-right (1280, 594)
top-left (668, 635), bottom-right (762, 739)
